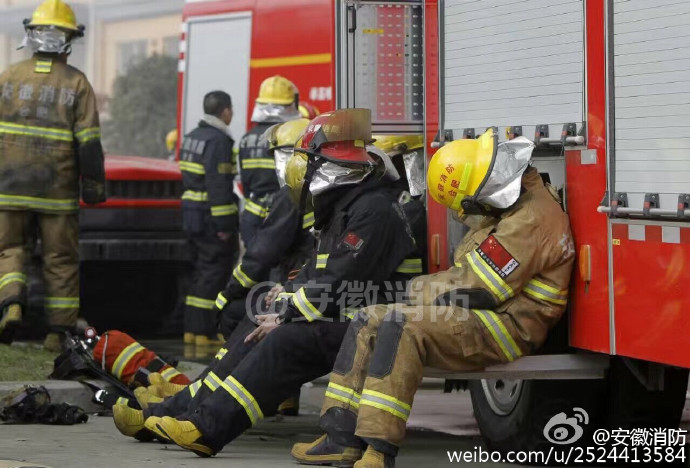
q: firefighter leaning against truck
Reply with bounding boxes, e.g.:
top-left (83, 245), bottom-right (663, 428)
top-left (238, 75), bottom-right (301, 249)
top-left (0, 0), bottom-right (105, 352)
top-left (110, 109), bottom-right (423, 457)
top-left (293, 128), bottom-right (576, 468)
top-left (179, 90), bottom-right (240, 347)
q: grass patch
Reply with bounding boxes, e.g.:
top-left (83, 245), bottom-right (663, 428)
top-left (0, 344), bottom-right (58, 381)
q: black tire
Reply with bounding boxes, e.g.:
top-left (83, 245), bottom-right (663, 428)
top-left (470, 378), bottom-right (605, 463)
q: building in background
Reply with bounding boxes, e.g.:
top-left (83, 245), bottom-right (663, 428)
top-left (0, 0), bottom-right (184, 104)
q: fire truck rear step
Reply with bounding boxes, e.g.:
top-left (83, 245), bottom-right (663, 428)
top-left (424, 353), bottom-right (609, 381)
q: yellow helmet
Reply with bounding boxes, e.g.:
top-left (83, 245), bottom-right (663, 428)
top-left (256, 75), bottom-right (298, 105)
top-left (268, 118), bottom-right (309, 150)
top-left (27, 0), bottom-right (82, 33)
top-left (427, 128), bottom-right (497, 214)
top-left (165, 129), bottom-right (178, 153)
top-left (373, 134), bottom-right (424, 157)
top-left (286, 144), bottom-right (308, 204)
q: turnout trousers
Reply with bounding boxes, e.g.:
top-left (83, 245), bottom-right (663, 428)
top-left (0, 210), bottom-right (79, 330)
top-left (320, 304), bottom-right (516, 455)
top-left (182, 319), bottom-right (350, 453)
top-left (184, 233), bottom-right (238, 336)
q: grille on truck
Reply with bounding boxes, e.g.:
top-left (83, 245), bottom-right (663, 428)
top-left (106, 180), bottom-right (183, 199)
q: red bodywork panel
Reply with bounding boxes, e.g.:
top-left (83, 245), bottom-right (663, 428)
top-left (81, 155), bottom-right (182, 209)
top-left (103, 155), bottom-right (182, 181)
top-left (611, 223), bottom-right (690, 367)
top-left (180, 0), bottom-right (335, 146)
top-left (565, 0), bottom-right (611, 354)
top-left (424, 0), bottom-right (446, 273)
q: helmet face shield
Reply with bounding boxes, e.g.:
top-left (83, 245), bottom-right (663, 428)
top-left (274, 148), bottom-right (293, 188)
top-left (309, 159), bottom-right (374, 197)
top-left (476, 137), bottom-right (534, 209)
top-left (251, 102), bottom-right (301, 124)
top-left (402, 149), bottom-right (425, 197)
top-left (23, 25), bottom-right (71, 54)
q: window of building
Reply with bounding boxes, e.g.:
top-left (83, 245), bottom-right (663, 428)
top-left (117, 40), bottom-right (148, 75)
top-left (163, 36), bottom-right (179, 58)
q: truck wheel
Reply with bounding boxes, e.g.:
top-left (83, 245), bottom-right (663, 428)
top-left (604, 358), bottom-right (688, 430)
top-left (469, 379), bottom-right (605, 457)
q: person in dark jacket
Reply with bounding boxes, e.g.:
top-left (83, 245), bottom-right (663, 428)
top-left (179, 91), bottom-right (240, 347)
top-left (214, 118), bottom-right (313, 339)
top-left (111, 110), bottom-right (422, 458)
top-left (238, 75), bottom-right (300, 249)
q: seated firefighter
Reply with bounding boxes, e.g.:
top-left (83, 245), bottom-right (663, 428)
top-left (112, 109), bottom-right (424, 455)
top-left (291, 128), bottom-right (576, 468)
top-left (213, 117), bottom-right (314, 341)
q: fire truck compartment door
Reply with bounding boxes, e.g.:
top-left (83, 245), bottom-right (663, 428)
top-left (183, 12), bottom-right (252, 140)
top-left (612, 0), bottom-right (690, 212)
top-left (441, 0), bottom-right (585, 140)
top-left (337, 1), bottom-right (424, 133)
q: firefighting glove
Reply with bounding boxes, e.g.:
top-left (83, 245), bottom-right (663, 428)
top-left (82, 178), bottom-right (106, 204)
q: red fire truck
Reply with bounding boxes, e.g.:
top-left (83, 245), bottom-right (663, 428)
top-left (176, 0), bottom-right (689, 453)
top-left (334, 0), bottom-right (690, 454)
top-left (178, 0), bottom-right (335, 149)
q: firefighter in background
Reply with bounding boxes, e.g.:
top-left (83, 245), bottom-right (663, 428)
top-left (0, 0), bottom-right (105, 351)
top-left (165, 129), bottom-right (178, 161)
top-left (292, 128), bottom-right (576, 468)
top-left (238, 75), bottom-right (300, 249)
top-left (371, 134), bottom-right (428, 274)
top-left (111, 109), bottom-right (420, 456)
top-left (298, 102), bottom-right (320, 120)
top-left (179, 91), bottom-right (240, 347)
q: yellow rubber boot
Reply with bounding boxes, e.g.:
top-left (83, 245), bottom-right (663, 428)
top-left (143, 416), bottom-right (171, 442)
top-left (148, 372), bottom-right (186, 397)
top-left (353, 447), bottom-right (395, 468)
top-left (43, 332), bottom-right (62, 352)
top-left (154, 416), bottom-right (215, 457)
top-left (183, 332), bottom-right (195, 345)
top-left (194, 334), bottom-right (224, 347)
top-left (0, 304), bottom-right (22, 332)
top-left (112, 404), bottom-right (154, 442)
top-left (291, 434), bottom-right (362, 467)
top-left (134, 386), bottom-right (164, 409)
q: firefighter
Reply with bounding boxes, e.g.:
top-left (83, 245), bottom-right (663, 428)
top-left (0, 0), bottom-right (105, 351)
top-left (214, 117), bottom-right (313, 338)
top-left (179, 91), bottom-right (240, 347)
top-left (111, 109), bottom-right (421, 456)
top-left (371, 134), bottom-right (427, 274)
top-left (165, 129), bottom-right (178, 160)
top-left (292, 128), bottom-right (576, 468)
top-left (238, 75), bottom-right (300, 249)
top-left (298, 102), bottom-right (320, 120)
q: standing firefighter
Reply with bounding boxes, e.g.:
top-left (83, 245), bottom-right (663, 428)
top-left (0, 0), bottom-right (105, 351)
top-left (292, 128), bottom-right (576, 467)
top-left (179, 91), bottom-right (240, 347)
top-left (238, 75), bottom-right (300, 248)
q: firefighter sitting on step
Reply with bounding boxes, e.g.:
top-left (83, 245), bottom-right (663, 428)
top-left (291, 127), bottom-right (576, 468)
top-left (179, 90), bottom-right (240, 347)
top-left (0, 0), bottom-right (105, 351)
top-left (110, 109), bottom-right (422, 457)
top-left (239, 75), bottom-right (301, 249)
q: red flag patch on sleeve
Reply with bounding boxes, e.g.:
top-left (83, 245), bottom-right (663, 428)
top-left (476, 235), bottom-right (519, 278)
top-left (342, 231), bottom-right (364, 251)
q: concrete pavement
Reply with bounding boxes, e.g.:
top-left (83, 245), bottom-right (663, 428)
top-left (0, 387), bottom-right (503, 468)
